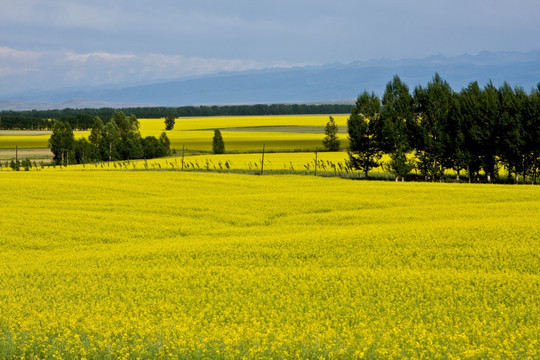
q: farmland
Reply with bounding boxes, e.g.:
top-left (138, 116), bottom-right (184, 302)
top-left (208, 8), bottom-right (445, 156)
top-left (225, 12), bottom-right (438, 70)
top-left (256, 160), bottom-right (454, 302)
top-left (0, 115), bottom-right (349, 155)
top-left (1, 112), bottom-right (539, 359)
top-left (0, 114), bottom-right (450, 178)
top-left (1, 171), bottom-right (539, 359)
top-left (40, 151), bottom-right (397, 180)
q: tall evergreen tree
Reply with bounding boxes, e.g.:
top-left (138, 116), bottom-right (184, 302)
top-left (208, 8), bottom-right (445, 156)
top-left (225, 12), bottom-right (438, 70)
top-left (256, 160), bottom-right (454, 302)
top-left (477, 82), bottom-right (501, 182)
top-left (378, 75), bottom-right (414, 181)
top-left (73, 138), bottom-right (100, 164)
top-left (347, 91), bottom-right (382, 179)
top-left (164, 114), bottom-right (176, 131)
top-left (445, 92), bottom-right (468, 180)
top-left (212, 129), bottom-right (225, 154)
top-left (526, 84), bottom-right (540, 183)
top-left (89, 117), bottom-right (105, 159)
top-left (110, 112), bottom-right (143, 160)
top-left (498, 83), bottom-right (527, 182)
top-left (159, 132), bottom-right (171, 156)
top-left (459, 82), bottom-right (484, 182)
top-left (322, 116), bottom-right (340, 151)
top-left (102, 120), bottom-right (121, 161)
top-left (88, 117), bottom-right (104, 145)
top-left (413, 73), bottom-right (454, 181)
top-left (384, 147), bottom-right (415, 182)
top-left (48, 120), bottom-right (74, 165)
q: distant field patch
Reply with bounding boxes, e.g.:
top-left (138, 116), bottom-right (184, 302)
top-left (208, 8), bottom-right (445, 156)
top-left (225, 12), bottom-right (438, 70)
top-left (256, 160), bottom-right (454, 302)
top-left (198, 125), bottom-right (348, 134)
top-left (0, 131), bottom-right (88, 150)
top-left (139, 114), bottom-right (349, 133)
top-left (0, 148), bottom-right (53, 161)
top-left (0, 130), bottom-right (52, 136)
top-left (0, 115), bottom-right (349, 155)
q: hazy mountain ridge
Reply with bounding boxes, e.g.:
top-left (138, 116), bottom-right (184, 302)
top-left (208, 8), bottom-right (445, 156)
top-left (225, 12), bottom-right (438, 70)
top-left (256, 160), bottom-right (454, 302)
top-left (2, 50), bottom-right (539, 110)
top-left (0, 99), bottom-right (158, 111)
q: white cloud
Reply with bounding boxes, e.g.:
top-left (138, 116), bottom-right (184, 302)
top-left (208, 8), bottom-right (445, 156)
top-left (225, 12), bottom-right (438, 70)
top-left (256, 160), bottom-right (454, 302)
top-left (0, 46), bottom-right (43, 61)
top-left (0, 46), bottom-right (284, 95)
top-left (0, 0), bottom-right (125, 31)
top-left (1, 0), bottom-right (539, 92)
top-left (0, 66), bottom-right (39, 77)
top-left (65, 51), bottom-right (136, 62)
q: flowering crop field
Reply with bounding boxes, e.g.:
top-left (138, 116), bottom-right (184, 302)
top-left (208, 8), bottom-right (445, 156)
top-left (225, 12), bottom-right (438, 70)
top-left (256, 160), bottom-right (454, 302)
top-left (41, 151), bottom-right (367, 175)
top-left (0, 115), bottom-right (349, 154)
top-left (139, 115), bottom-right (349, 132)
top-left (1, 170), bottom-right (539, 359)
top-left (140, 115), bottom-right (349, 153)
top-left (0, 131), bottom-right (88, 150)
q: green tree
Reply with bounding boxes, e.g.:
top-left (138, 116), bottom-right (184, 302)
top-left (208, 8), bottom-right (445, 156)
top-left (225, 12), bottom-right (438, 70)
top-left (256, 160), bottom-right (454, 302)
top-left (413, 73), bottom-right (454, 181)
top-left (378, 75), bottom-right (415, 179)
top-left (48, 120), bottom-right (74, 165)
top-left (378, 75), bottom-right (414, 151)
top-left (112, 112), bottom-right (143, 160)
top-left (526, 84), bottom-right (540, 183)
top-left (498, 83), bottom-right (527, 183)
top-left (212, 129), bottom-right (225, 154)
top-left (10, 159), bottom-right (20, 171)
top-left (102, 120), bottom-right (121, 161)
top-left (142, 136), bottom-right (163, 159)
top-left (347, 91), bottom-right (382, 179)
top-left (322, 116), bottom-right (340, 151)
top-left (477, 82), bottom-right (501, 182)
top-left (89, 117), bottom-right (105, 159)
top-left (445, 92), bottom-right (468, 181)
top-left (89, 117), bottom-right (104, 146)
top-left (384, 148), bottom-right (415, 181)
top-left (159, 132), bottom-right (171, 156)
top-left (21, 157), bottom-right (32, 171)
top-left (459, 82), bottom-right (484, 182)
top-left (73, 138), bottom-right (100, 164)
top-left (164, 114), bottom-right (176, 131)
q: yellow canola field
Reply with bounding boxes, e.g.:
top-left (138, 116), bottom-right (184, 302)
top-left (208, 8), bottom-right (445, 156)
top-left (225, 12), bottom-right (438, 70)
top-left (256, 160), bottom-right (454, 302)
top-left (1, 171), bottom-right (539, 359)
top-left (45, 151), bottom-right (395, 179)
top-left (141, 115), bottom-right (350, 152)
top-left (0, 115), bottom-right (349, 153)
top-left (139, 115), bottom-right (349, 132)
top-left (161, 130), bottom-right (337, 153)
top-left (0, 132), bottom-right (88, 150)
top-left (45, 151), bottom-right (362, 173)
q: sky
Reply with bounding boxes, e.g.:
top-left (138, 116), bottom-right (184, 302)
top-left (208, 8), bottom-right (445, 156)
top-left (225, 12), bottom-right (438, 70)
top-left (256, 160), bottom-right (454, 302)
top-left (1, 0), bottom-right (539, 94)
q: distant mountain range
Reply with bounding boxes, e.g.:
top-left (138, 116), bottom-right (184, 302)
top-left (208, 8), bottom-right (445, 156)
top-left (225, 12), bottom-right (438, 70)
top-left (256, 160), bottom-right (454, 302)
top-left (2, 50), bottom-right (539, 110)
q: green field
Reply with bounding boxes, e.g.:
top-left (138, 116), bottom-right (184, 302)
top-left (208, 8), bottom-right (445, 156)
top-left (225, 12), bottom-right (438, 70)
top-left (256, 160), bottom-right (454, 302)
top-left (1, 171), bottom-right (539, 359)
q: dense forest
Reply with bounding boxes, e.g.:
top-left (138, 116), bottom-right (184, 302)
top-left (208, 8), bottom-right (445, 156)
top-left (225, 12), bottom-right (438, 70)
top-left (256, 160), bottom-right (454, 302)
top-left (0, 104), bottom-right (353, 130)
top-left (348, 74), bottom-right (540, 183)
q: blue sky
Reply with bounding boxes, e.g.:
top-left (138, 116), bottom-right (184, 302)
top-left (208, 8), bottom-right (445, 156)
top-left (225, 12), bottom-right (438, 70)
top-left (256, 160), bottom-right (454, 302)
top-left (1, 0), bottom-right (539, 94)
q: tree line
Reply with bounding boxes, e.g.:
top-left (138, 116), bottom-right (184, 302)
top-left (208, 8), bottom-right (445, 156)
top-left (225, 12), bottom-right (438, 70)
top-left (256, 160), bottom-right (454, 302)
top-left (0, 104), bottom-right (353, 130)
top-left (348, 74), bottom-right (540, 183)
top-left (48, 111), bottom-right (170, 165)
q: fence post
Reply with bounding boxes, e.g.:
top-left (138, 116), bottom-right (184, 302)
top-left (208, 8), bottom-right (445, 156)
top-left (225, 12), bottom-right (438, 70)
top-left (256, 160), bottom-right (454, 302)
top-left (314, 147), bottom-right (318, 176)
top-left (260, 144), bottom-right (265, 176)
top-left (181, 145), bottom-right (185, 171)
